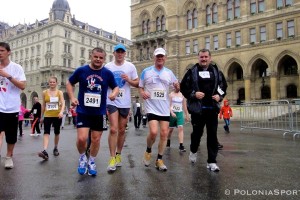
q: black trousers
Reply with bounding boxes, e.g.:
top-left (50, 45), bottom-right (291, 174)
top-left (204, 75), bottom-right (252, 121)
top-left (190, 109), bottom-right (219, 163)
top-left (134, 113), bottom-right (142, 128)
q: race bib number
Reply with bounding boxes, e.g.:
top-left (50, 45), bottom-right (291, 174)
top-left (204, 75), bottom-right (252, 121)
top-left (84, 93), bottom-right (101, 107)
top-left (50, 97), bottom-right (59, 103)
top-left (117, 89), bottom-right (125, 99)
top-left (199, 71), bottom-right (210, 78)
top-left (46, 102), bottom-right (59, 111)
top-left (172, 103), bottom-right (182, 112)
top-left (33, 109), bottom-right (37, 114)
top-left (151, 89), bottom-right (166, 100)
top-left (217, 86), bottom-right (224, 95)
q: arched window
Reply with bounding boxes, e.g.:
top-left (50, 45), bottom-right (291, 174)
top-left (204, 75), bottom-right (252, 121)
top-left (142, 21), bottom-right (147, 34)
top-left (161, 15), bottom-right (166, 31)
top-left (206, 5), bottom-right (211, 25)
top-left (238, 88), bottom-right (245, 100)
top-left (212, 4), bottom-right (218, 23)
top-left (227, 0), bottom-right (233, 20)
top-left (156, 17), bottom-right (161, 31)
top-left (192, 9), bottom-right (198, 28)
top-left (146, 19), bottom-right (150, 33)
top-left (187, 10), bottom-right (192, 29)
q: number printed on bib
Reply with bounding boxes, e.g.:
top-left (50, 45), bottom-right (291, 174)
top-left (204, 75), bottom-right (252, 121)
top-left (172, 103), bottom-right (182, 112)
top-left (117, 89), bottom-right (125, 99)
top-left (151, 88), bottom-right (166, 100)
top-left (46, 102), bottom-right (59, 111)
top-left (84, 93), bottom-right (101, 107)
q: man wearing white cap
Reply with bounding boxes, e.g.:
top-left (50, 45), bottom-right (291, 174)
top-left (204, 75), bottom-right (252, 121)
top-left (106, 43), bottom-right (139, 172)
top-left (139, 47), bottom-right (179, 171)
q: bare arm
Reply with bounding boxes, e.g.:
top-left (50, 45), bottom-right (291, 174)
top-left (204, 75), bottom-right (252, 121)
top-left (66, 81), bottom-right (79, 106)
top-left (0, 69), bottom-right (26, 90)
top-left (58, 90), bottom-right (65, 119)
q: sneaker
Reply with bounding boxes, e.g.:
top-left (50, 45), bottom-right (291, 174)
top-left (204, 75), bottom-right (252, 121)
top-left (53, 148), bottom-right (59, 156)
top-left (38, 150), bottom-right (49, 160)
top-left (179, 145), bottom-right (186, 152)
top-left (207, 163), bottom-right (220, 172)
top-left (36, 133), bottom-right (41, 136)
top-left (88, 162), bottom-right (97, 176)
top-left (143, 152), bottom-right (151, 167)
top-left (107, 157), bottom-right (117, 172)
top-left (155, 159), bottom-right (167, 171)
top-left (4, 157), bottom-right (14, 169)
top-left (30, 133), bottom-right (35, 136)
top-left (166, 140), bottom-right (170, 147)
top-left (189, 152), bottom-right (197, 163)
top-left (77, 157), bottom-right (88, 175)
top-left (115, 154), bottom-right (122, 167)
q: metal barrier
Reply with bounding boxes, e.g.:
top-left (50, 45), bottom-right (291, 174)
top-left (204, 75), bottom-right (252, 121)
top-left (240, 99), bottom-right (300, 140)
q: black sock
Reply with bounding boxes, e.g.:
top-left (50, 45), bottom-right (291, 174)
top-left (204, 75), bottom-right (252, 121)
top-left (157, 154), bottom-right (163, 160)
top-left (116, 152), bottom-right (121, 155)
top-left (179, 143), bottom-right (183, 147)
top-left (146, 147), bottom-right (151, 153)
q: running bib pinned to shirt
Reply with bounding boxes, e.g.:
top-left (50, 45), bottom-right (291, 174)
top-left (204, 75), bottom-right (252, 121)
top-left (46, 102), bottom-right (59, 111)
top-left (151, 88), bottom-right (166, 100)
top-left (117, 88), bottom-right (125, 99)
top-left (172, 103), bottom-right (182, 112)
top-left (199, 71), bottom-right (210, 78)
top-left (84, 93), bottom-right (101, 107)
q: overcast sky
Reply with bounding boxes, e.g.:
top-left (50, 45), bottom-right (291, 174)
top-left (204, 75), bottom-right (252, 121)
top-left (1, 0), bottom-right (131, 39)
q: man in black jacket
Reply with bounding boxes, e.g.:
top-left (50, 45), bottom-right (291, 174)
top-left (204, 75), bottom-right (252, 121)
top-left (180, 49), bottom-right (227, 172)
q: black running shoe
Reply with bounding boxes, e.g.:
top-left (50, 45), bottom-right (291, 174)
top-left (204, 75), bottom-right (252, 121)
top-left (53, 148), bottom-right (60, 156)
top-left (179, 145), bottom-right (186, 152)
top-left (38, 150), bottom-right (49, 160)
top-left (218, 143), bottom-right (224, 150)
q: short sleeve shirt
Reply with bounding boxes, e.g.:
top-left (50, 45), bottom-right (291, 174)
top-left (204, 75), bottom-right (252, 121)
top-left (139, 66), bottom-right (178, 116)
top-left (68, 65), bottom-right (117, 116)
top-left (105, 61), bottom-right (138, 108)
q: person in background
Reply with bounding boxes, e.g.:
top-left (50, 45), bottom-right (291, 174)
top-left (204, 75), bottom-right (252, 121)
top-left (38, 76), bottom-right (65, 160)
top-left (139, 47), bottom-right (179, 171)
top-left (61, 106), bottom-right (68, 129)
top-left (0, 42), bottom-right (26, 169)
top-left (18, 104), bottom-right (29, 136)
top-left (132, 98), bottom-right (142, 130)
top-left (30, 97), bottom-right (42, 136)
top-left (219, 99), bottom-right (233, 134)
top-left (70, 106), bottom-right (77, 128)
top-left (167, 86), bottom-right (190, 152)
top-left (180, 48), bottom-right (227, 172)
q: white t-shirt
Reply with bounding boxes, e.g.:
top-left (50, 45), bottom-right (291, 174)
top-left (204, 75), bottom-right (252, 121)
top-left (0, 61), bottom-right (26, 113)
top-left (139, 66), bottom-right (178, 116)
top-left (106, 61), bottom-right (138, 108)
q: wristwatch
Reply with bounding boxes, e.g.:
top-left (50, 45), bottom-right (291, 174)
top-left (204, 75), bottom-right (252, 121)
top-left (7, 76), bottom-right (13, 80)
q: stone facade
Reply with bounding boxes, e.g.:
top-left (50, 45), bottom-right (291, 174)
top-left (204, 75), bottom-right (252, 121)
top-left (130, 0), bottom-right (300, 103)
top-left (0, 0), bottom-right (131, 109)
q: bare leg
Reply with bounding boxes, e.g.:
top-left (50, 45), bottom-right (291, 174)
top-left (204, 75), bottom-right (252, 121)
top-left (158, 121), bottom-right (169, 155)
top-left (43, 134), bottom-right (50, 150)
top-left (178, 126), bottom-right (184, 144)
top-left (116, 115), bottom-right (128, 153)
top-left (90, 130), bottom-right (102, 157)
top-left (76, 128), bottom-right (89, 154)
top-left (108, 111), bottom-right (119, 157)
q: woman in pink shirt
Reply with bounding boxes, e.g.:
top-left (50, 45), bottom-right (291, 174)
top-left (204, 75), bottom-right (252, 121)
top-left (19, 105), bottom-right (29, 136)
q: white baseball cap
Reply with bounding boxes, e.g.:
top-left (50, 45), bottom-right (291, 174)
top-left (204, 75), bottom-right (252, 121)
top-left (153, 48), bottom-right (166, 56)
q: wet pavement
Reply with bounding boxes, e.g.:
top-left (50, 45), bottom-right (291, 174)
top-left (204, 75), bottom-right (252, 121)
top-left (0, 120), bottom-right (300, 200)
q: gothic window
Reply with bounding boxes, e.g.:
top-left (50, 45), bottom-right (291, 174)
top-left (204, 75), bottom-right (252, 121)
top-left (187, 10), bottom-right (192, 29)
top-left (212, 4), bottom-right (218, 23)
top-left (206, 6), bottom-right (211, 25)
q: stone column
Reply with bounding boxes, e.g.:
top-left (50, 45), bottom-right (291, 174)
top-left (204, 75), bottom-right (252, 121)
top-left (270, 72), bottom-right (278, 100)
top-left (244, 76), bottom-right (251, 102)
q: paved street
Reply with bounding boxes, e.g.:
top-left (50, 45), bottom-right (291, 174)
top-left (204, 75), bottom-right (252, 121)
top-left (0, 120), bottom-right (300, 200)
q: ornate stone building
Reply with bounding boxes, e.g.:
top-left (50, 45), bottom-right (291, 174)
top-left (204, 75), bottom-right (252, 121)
top-left (0, 0), bottom-right (131, 109)
top-left (130, 0), bottom-right (300, 103)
